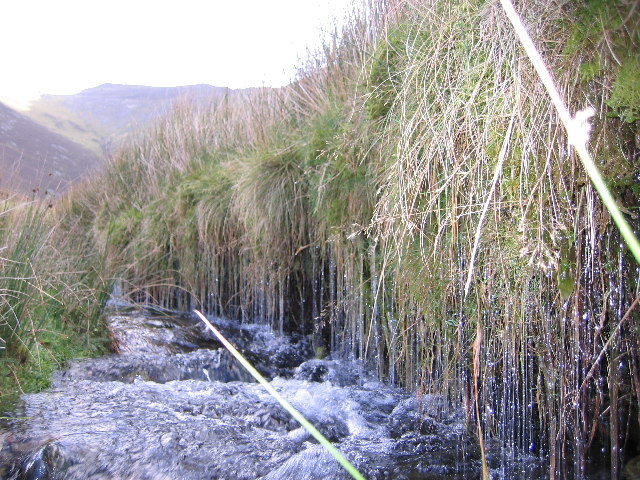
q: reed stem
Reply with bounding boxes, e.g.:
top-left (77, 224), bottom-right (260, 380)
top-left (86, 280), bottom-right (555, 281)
top-left (499, 0), bottom-right (640, 265)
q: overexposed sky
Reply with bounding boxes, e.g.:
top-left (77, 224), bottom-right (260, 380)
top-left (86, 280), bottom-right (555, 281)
top-left (0, 0), bottom-right (352, 109)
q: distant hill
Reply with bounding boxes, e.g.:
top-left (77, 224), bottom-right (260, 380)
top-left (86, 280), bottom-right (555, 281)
top-left (0, 101), bottom-right (101, 196)
top-left (26, 84), bottom-right (232, 156)
top-left (0, 84), bottom-right (233, 196)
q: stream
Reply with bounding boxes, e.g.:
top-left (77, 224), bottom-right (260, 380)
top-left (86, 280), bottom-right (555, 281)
top-left (0, 302), bottom-right (547, 479)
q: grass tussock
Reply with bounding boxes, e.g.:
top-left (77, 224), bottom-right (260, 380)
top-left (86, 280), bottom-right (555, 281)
top-left (0, 193), bottom-right (109, 407)
top-left (79, 0), bottom-right (639, 475)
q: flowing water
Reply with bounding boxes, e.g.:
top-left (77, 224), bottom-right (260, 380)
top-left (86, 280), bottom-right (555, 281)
top-left (0, 303), bottom-right (547, 479)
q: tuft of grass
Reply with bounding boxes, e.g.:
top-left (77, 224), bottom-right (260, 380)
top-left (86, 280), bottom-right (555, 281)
top-left (0, 196), bottom-right (109, 408)
top-left (233, 138), bottom-right (309, 263)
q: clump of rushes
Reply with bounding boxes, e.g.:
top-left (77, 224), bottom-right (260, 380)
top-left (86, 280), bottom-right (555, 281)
top-left (234, 137), bottom-right (309, 266)
top-left (374, 0), bottom-right (640, 474)
top-left (0, 194), bottom-right (108, 408)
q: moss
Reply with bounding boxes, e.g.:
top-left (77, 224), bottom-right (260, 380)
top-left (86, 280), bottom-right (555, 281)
top-left (104, 206), bottom-right (143, 250)
top-left (314, 346), bottom-right (327, 359)
top-left (564, 1), bottom-right (639, 122)
top-left (563, 0), bottom-right (629, 57)
top-left (556, 236), bottom-right (577, 302)
top-left (578, 57), bottom-right (602, 83)
top-left (366, 25), bottom-right (415, 121)
top-left (607, 55), bottom-right (640, 123)
top-left (0, 309), bottom-right (109, 407)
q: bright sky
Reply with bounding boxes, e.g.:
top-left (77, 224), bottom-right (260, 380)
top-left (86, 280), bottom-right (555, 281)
top-left (0, 0), bottom-right (352, 109)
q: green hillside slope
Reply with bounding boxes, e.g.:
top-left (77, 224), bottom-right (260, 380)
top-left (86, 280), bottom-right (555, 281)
top-left (0, 102), bottom-right (102, 195)
top-left (27, 84), bottom-right (234, 156)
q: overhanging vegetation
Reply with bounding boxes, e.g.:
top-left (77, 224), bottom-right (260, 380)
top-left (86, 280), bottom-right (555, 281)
top-left (2, 0), bottom-right (638, 476)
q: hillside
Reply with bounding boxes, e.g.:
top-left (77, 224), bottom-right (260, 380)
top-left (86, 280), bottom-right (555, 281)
top-left (0, 84), bottom-right (233, 196)
top-left (0, 101), bottom-right (101, 195)
top-left (26, 84), bottom-right (233, 155)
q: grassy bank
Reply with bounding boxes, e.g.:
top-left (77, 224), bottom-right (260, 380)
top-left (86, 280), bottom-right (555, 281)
top-left (74, 0), bottom-right (639, 476)
top-left (0, 194), bottom-right (109, 410)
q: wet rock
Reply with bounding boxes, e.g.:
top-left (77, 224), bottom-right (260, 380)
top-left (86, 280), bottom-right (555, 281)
top-left (12, 442), bottom-right (74, 480)
top-left (388, 396), bottom-right (447, 438)
top-left (261, 446), bottom-right (349, 480)
top-left (235, 329), bottom-right (313, 379)
top-left (307, 416), bottom-right (349, 443)
top-left (294, 360), bottom-right (329, 382)
top-left (294, 359), bottom-right (370, 386)
top-left (56, 349), bottom-right (255, 384)
top-left (108, 312), bottom-right (219, 355)
top-left (388, 414), bottom-right (438, 438)
top-left (250, 404), bottom-right (297, 432)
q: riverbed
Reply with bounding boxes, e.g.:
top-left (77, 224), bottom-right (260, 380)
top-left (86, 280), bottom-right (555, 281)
top-left (0, 305), bottom-right (546, 479)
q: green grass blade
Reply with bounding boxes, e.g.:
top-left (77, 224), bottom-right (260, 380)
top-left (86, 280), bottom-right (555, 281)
top-left (574, 142), bottom-right (640, 264)
top-left (194, 310), bottom-right (366, 480)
